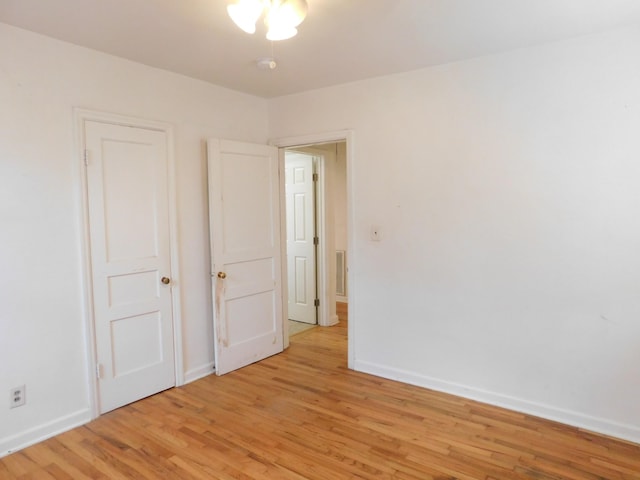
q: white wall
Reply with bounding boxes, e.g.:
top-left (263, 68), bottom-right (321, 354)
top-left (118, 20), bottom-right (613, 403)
top-left (0, 23), bottom-right (268, 454)
top-left (297, 142), bottom-right (348, 302)
top-left (312, 142), bottom-right (348, 301)
top-left (333, 143), bottom-right (348, 300)
top-left (3, 18), bottom-right (640, 456)
top-left (269, 25), bottom-right (640, 443)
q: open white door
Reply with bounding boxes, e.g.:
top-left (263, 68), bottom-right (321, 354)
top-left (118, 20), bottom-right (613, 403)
top-left (84, 120), bottom-right (175, 413)
top-left (285, 152), bottom-right (317, 324)
top-left (208, 139), bottom-right (284, 375)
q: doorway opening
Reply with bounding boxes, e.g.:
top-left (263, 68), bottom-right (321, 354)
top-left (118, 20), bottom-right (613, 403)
top-left (283, 142), bottom-right (348, 339)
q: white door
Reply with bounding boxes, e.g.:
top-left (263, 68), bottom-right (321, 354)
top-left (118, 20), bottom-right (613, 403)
top-left (285, 153), bottom-right (317, 324)
top-left (208, 139), bottom-right (284, 375)
top-left (85, 120), bottom-right (175, 413)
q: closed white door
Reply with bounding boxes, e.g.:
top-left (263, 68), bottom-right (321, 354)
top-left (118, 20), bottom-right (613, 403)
top-left (285, 153), bottom-right (317, 324)
top-left (85, 120), bottom-right (175, 413)
top-left (208, 139), bottom-right (284, 375)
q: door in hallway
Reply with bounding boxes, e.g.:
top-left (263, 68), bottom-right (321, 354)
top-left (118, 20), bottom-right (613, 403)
top-left (285, 152), bottom-right (318, 325)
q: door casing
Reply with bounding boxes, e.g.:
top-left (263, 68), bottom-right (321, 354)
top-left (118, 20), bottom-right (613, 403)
top-left (75, 108), bottom-right (184, 419)
top-left (272, 131), bottom-right (355, 369)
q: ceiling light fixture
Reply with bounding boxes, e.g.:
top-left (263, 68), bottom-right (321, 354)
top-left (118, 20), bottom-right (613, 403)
top-left (256, 57), bottom-right (277, 70)
top-left (227, 0), bottom-right (308, 41)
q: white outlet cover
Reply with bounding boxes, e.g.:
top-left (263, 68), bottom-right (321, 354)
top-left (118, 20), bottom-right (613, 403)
top-left (10, 385), bottom-right (26, 408)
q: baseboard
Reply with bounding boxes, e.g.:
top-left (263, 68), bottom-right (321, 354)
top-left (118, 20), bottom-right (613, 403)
top-left (184, 362), bottom-right (215, 384)
top-left (354, 359), bottom-right (640, 446)
top-left (0, 408), bottom-right (91, 458)
top-left (336, 296), bottom-right (348, 303)
top-left (0, 360), bottom-right (215, 458)
top-left (326, 314), bottom-right (340, 326)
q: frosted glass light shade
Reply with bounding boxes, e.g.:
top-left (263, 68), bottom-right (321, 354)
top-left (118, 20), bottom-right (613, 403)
top-left (266, 24), bottom-right (298, 41)
top-left (227, 0), bottom-right (308, 40)
top-left (227, 0), bottom-right (264, 34)
top-left (273, 0), bottom-right (308, 27)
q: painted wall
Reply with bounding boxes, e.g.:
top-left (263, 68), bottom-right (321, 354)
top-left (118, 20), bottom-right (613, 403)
top-left (269, 25), bottom-right (640, 443)
top-left (334, 143), bottom-right (348, 301)
top-left (312, 142), bottom-right (348, 301)
top-left (0, 23), bottom-right (268, 454)
top-left (294, 144), bottom-right (339, 325)
top-left (3, 17), bottom-right (640, 455)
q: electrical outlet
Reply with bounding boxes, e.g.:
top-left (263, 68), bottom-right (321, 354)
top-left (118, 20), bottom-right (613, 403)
top-left (10, 385), bottom-right (26, 408)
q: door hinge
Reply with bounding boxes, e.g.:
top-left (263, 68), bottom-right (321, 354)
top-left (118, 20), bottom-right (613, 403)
top-left (83, 149), bottom-right (89, 166)
top-left (312, 173), bottom-right (319, 182)
top-left (313, 236), bottom-right (319, 245)
top-left (96, 363), bottom-right (103, 380)
top-left (314, 298), bottom-right (320, 307)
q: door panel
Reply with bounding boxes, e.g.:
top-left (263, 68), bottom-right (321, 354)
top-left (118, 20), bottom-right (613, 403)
top-left (285, 153), bottom-right (317, 324)
top-left (208, 139), bottom-right (284, 375)
top-left (226, 291), bottom-right (277, 344)
top-left (85, 120), bottom-right (175, 413)
top-left (111, 312), bottom-right (163, 376)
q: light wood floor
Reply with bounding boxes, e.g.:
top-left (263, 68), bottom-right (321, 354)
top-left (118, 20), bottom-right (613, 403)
top-left (3, 305), bottom-right (640, 479)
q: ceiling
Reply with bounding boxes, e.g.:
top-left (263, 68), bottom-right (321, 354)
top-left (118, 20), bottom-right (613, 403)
top-left (1, 0), bottom-right (640, 98)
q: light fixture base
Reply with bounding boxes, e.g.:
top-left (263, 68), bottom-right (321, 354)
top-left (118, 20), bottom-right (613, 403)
top-left (256, 57), bottom-right (277, 70)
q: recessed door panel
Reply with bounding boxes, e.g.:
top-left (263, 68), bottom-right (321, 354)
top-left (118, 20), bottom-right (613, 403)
top-left (111, 312), bottom-right (163, 377)
top-left (294, 256), bottom-right (308, 304)
top-left (226, 292), bottom-right (276, 345)
top-left (102, 141), bottom-right (158, 262)
top-left (220, 152), bottom-right (275, 256)
top-left (108, 271), bottom-right (159, 307)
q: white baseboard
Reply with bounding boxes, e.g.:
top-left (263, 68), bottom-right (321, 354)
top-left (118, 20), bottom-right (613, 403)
top-left (184, 362), bottom-right (215, 384)
top-left (0, 408), bottom-right (91, 458)
top-left (336, 296), bottom-right (348, 303)
top-left (354, 359), bottom-right (640, 446)
top-left (326, 314), bottom-right (339, 326)
top-left (1, 361), bottom-right (215, 458)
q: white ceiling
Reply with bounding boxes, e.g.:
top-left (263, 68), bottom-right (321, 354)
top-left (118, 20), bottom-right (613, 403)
top-left (1, 0), bottom-right (640, 98)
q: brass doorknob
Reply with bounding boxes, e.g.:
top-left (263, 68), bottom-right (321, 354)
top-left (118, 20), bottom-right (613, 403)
top-left (161, 277), bottom-right (171, 285)
top-left (217, 272), bottom-right (227, 279)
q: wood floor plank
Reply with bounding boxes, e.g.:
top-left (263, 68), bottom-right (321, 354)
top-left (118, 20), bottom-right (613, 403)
top-left (2, 305), bottom-right (640, 479)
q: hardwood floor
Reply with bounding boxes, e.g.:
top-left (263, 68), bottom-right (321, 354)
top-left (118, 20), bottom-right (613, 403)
top-left (2, 305), bottom-right (640, 479)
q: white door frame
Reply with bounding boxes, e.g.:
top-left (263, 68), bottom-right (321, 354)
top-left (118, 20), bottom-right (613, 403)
top-left (74, 108), bottom-right (184, 418)
top-left (271, 130), bottom-right (355, 369)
